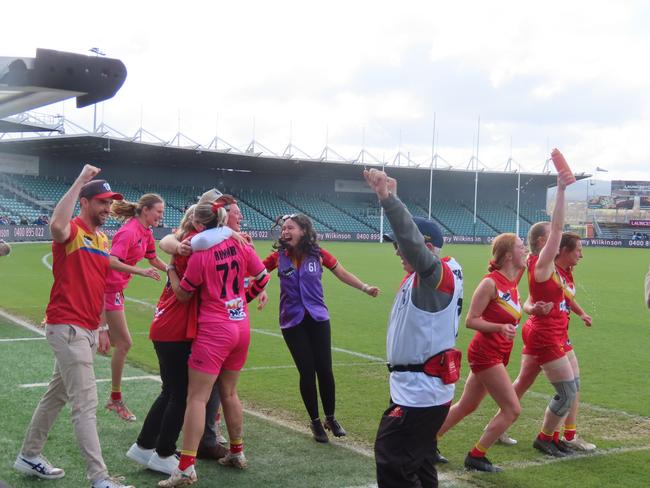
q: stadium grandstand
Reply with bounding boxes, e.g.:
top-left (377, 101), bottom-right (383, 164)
top-left (0, 122), bottom-right (566, 239)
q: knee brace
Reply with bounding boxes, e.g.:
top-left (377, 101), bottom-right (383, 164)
top-left (549, 379), bottom-right (577, 417)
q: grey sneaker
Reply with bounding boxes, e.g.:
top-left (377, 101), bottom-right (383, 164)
top-left (562, 436), bottom-right (596, 451)
top-left (158, 465), bottom-right (197, 487)
top-left (218, 451), bottom-right (247, 469)
top-left (14, 454), bottom-right (65, 479)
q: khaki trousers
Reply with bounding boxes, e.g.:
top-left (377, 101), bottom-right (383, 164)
top-left (20, 324), bottom-right (108, 483)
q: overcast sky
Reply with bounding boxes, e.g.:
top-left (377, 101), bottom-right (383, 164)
top-left (5, 0), bottom-right (650, 180)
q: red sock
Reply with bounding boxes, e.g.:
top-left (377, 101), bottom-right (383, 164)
top-left (553, 431), bottom-right (560, 443)
top-left (469, 443), bottom-right (486, 458)
top-left (178, 452), bottom-right (196, 471)
top-left (230, 438), bottom-right (243, 454)
top-left (111, 391), bottom-right (122, 402)
top-left (564, 425), bottom-right (577, 441)
top-left (538, 431), bottom-right (553, 442)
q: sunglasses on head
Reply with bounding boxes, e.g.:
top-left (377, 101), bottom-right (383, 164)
top-left (282, 214), bottom-right (298, 221)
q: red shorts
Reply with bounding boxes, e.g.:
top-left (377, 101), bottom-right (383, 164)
top-left (522, 323), bottom-right (567, 365)
top-left (104, 291), bottom-right (125, 312)
top-left (467, 335), bottom-right (513, 374)
top-left (188, 321), bottom-right (251, 375)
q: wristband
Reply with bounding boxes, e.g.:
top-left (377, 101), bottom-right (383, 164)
top-left (99, 325), bottom-right (109, 332)
top-left (361, 283), bottom-right (370, 293)
top-left (167, 264), bottom-right (176, 272)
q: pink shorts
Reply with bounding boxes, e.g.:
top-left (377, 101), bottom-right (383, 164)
top-left (188, 321), bottom-right (251, 375)
top-left (104, 291), bottom-right (125, 312)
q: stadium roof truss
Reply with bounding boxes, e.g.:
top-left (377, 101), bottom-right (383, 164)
top-left (0, 48), bottom-right (126, 120)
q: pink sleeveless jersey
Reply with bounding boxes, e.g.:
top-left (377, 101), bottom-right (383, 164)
top-left (106, 217), bottom-right (156, 292)
top-left (180, 237), bottom-right (265, 324)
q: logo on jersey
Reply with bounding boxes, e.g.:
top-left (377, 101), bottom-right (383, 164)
top-left (153, 306), bottom-right (164, 319)
top-left (114, 292), bottom-right (123, 306)
top-left (224, 297), bottom-right (246, 321)
top-left (83, 235), bottom-right (94, 247)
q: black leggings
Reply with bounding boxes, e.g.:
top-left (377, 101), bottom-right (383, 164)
top-left (137, 341), bottom-right (191, 456)
top-left (282, 315), bottom-right (335, 420)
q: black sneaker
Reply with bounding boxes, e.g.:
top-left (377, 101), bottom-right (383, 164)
top-left (433, 448), bottom-right (449, 464)
top-left (555, 439), bottom-right (575, 455)
top-left (464, 453), bottom-right (503, 473)
top-left (310, 419), bottom-right (329, 443)
top-left (533, 438), bottom-right (566, 457)
top-left (324, 417), bottom-right (347, 437)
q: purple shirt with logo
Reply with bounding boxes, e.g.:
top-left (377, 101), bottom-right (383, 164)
top-left (278, 250), bottom-right (329, 328)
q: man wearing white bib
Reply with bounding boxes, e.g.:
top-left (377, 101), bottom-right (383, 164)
top-left (364, 169), bottom-right (463, 488)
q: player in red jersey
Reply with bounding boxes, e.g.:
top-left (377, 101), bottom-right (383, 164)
top-left (435, 233), bottom-right (526, 472)
top-left (517, 168), bottom-right (580, 457)
top-left (496, 230), bottom-right (596, 452)
top-left (159, 201), bottom-right (270, 486)
top-left (14, 165), bottom-right (135, 488)
top-left (103, 194), bottom-right (168, 422)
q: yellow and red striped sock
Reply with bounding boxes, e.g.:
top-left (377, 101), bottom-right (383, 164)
top-left (538, 430), bottom-right (553, 442)
top-left (469, 442), bottom-right (487, 458)
top-left (564, 424), bottom-right (577, 441)
top-left (178, 450), bottom-right (196, 471)
top-left (111, 387), bottom-right (122, 402)
top-left (230, 438), bottom-right (244, 454)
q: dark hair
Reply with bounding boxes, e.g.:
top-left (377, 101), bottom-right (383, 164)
top-left (273, 214), bottom-right (319, 258)
top-left (559, 232), bottom-right (581, 253)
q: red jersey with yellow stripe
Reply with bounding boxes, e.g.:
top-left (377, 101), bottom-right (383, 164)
top-left (45, 217), bottom-right (110, 330)
top-left (467, 270), bottom-right (521, 371)
top-left (150, 230), bottom-right (199, 342)
top-left (524, 254), bottom-right (570, 345)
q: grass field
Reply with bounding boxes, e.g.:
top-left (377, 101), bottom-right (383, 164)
top-left (1, 240), bottom-right (649, 487)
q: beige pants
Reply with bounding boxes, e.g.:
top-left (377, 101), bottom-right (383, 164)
top-left (21, 324), bottom-right (108, 483)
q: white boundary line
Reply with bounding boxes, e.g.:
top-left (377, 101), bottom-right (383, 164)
top-left (0, 337), bottom-right (45, 343)
top-left (20, 375), bottom-right (160, 388)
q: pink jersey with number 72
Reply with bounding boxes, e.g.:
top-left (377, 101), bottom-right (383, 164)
top-left (180, 237), bottom-right (265, 324)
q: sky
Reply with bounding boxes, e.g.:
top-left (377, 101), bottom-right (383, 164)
top-left (4, 0), bottom-right (650, 181)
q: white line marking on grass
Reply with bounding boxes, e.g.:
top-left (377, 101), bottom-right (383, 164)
top-left (20, 375), bottom-right (161, 388)
top-left (504, 444), bottom-right (650, 470)
top-left (241, 407), bottom-right (376, 459)
top-left (0, 309), bottom-right (45, 336)
top-left (252, 328), bottom-right (385, 362)
top-left (0, 337), bottom-right (45, 342)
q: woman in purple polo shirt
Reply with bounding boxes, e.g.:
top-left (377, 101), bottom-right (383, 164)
top-left (262, 214), bottom-right (379, 443)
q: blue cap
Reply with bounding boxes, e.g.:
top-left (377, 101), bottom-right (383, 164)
top-left (384, 216), bottom-right (444, 248)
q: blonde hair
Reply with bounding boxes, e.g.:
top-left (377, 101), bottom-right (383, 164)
top-left (111, 193), bottom-right (164, 222)
top-left (488, 233), bottom-right (517, 272)
top-left (175, 204), bottom-right (197, 240)
top-left (193, 201), bottom-right (228, 229)
top-left (527, 221), bottom-right (550, 255)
